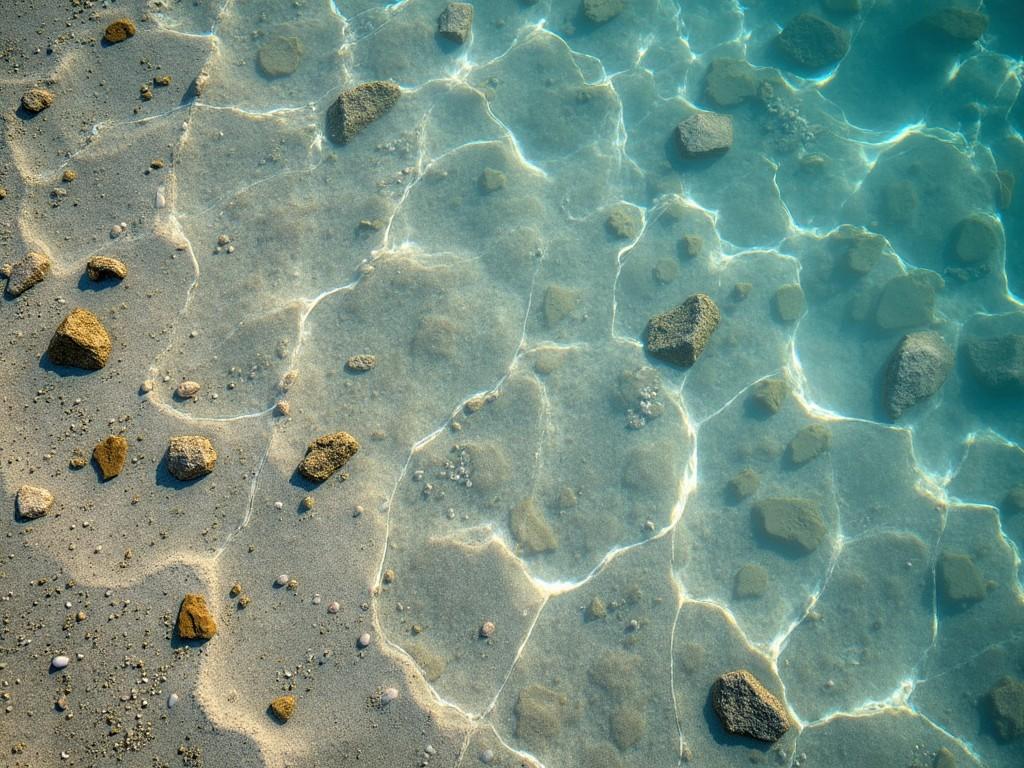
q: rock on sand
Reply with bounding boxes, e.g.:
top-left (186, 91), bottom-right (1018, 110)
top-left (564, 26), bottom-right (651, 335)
top-left (297, 432), bottom-right (359, 482)
top-left (776, 14), bottom-right (850, 70)
top-left (167, 436), bottom-right (217, 480)
top-left (21, 88), bottom-right (54, 113)
top-left (86, 256), bottom-right (127, 281)
top-left (675, 112), bottom-right (733, 159)
top-left (438, 3), bottom-right (474, 44)
top-left (325, 82), bottom-right (401, 145)
top-left (93, 435), bottom-right (128, 480)
top-left (645, 293), bottom-right (720, 367)
top-left (711, 670), bottom-right (790, 742)
top-left (47, 308), bottom-right (112, 370)
top-left (5, 252), bottom-right (50, 296)
top-left (884, 331), bottom-right (953, 419)
top-left (176, 593), bottom-right (217, 640)
top-left (16, 485), bottom-right (54, 521)
top-left (964, 334), bottom-right (1024, 394)
top-left (270, 695), bottom-right (297, 722)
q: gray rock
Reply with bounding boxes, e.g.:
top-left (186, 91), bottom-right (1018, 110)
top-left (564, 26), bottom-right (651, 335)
top-left (964, 334), bottom-right (1024, 394)
top-left (325, 81), bottom-right (401, 145)
top-left (167, 436), bottom-right (218, 481)
top-left (645, 293), bottom-right (720, 367)
top-left (675, 112), bottom-right (733, 159)
top-left (711, 670), bottom-right (790, 743)
top-left (776, 14), bottom-right (850, 70)
top-left (884, 331), bottom-right (952, 419)
top-left (16, 485), bottom-right (54, 520)
top-left (438, 3), bottom-right (474, 44)
top-left (5, 252), bottom-right (50, 297)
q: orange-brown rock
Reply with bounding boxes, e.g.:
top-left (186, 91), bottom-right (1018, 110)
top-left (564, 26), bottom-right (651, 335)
top-left (176, 593), bottom-right (217, 641)
top-left (269, 695), bottom-right (296, 722)
top-left (93, 435), bottom-right (127, 480)
top-left (104, 18), bottom-right (136, 44)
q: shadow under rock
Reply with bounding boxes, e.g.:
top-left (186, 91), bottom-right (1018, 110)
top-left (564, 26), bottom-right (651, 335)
top-left (702, 685), bottom-right (773, 753)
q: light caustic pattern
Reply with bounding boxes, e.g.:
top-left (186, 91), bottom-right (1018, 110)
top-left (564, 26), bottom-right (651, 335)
top-left (5, 0), bottom-right (1024, 766)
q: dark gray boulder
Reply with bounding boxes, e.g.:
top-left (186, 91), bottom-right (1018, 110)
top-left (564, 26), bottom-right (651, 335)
top-left (645, 294), bottom-right (720, 367)
top-left (964, 334), bottom-right (1024, 394)
top-left (326, 81), bottom-right (401, 145)
top-left (675, 112), bottom-right (733, 159)
top-left (711, 670), bottom-right (790, 743)
top-left (438, 3), bottom-right (474, 44)
top-left (884, 331), bottom-right (953, 419)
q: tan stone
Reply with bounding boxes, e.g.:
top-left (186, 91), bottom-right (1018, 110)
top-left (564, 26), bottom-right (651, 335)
top-left (21, 88), bottom-right (54, 113)
top-left (16, 485), bottom-right (54, 520)
top-left (47, 309), bottom-right (112, 370)
top-left (167, 436), bottom-right (217, 480)
top-left (104, 18), bottom-right (136, 44)
top-left (93, 435), bottom-right (128, 480)
top-left (176, 593), bottom-right (217, 640)
top-left (269, 695), bottom-right (296, 722)
top-left (86, 256), bottom-right (127, 281)
top-left (5, 252), bottom-right (50, 297)
top-left (297, 432), bottom-right (359, 482)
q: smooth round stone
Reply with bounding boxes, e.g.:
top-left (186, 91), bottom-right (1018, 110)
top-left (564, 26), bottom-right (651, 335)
top-left (51, 655), bottom-right (70, 669)
top-left (167, 692), bottom-right (179, 708)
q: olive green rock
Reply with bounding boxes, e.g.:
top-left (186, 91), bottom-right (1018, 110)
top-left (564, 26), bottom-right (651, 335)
top-left (938, 551), bottom-right (987, 604)
top-left (734, 564), bottom-right (768, 599)
top-left (964, 334), bottom-right (1024, 394)
top-left (952, 214), bottom-right (1002, 264)
top-left (727, 468), bottom-right (760, 501)
top-left (988, 676), bottom-right (1024, 741)
top-left (325, 81), bottom-right (401, 145)
top-left (47, 308), bottom-right (112, 370)
top-left (776, 14), bottom-right (850, 70)
top-left (773, 283), bottom-right (805, 322)
top-left (788, 424), bottom-right (831, 465)
top-left (583, 0), bottom-right (624, 24)
top-left (257, 36), bottom-right (302, 78)
top-left (750, 378), bottom-right (788, 414)
top-left (645, 293), bottom-right (720, 367)
top-left (93, 435), bottom-right (127, 480)
top-left (875, 271), bottom-right (941, 330)
top-left (509, 498), bottom-right (557, 554)
top-left (753, 498), bottom-right (826, 554)
top-left (704, 58), bottom-right (758, 107)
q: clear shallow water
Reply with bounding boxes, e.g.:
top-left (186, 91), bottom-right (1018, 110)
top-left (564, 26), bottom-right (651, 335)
top-left (59, 0), bottom-right (1024, 765)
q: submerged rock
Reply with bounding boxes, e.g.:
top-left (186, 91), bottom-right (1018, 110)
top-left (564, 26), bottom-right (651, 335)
top-left (787, 424), bottom-right (831, 465)
top-left (270, 695), bottom-right (297, 722)
top-left (753, 498), bottom-right (826, 554)
top-left (325, 81), bottom-right (401, 145)
top-left (750, 378), bottom-right (788, 414)
top-left (509, 499), bottom-right (558, 554)
top-left (773, 283), bottom-right (805, 323)
top-left (167, 436), bottom-right (217, 481)
top-left (922, 8), bottom-right (988, 44)
top-left (47, 308), bottom-right (112, 370)
top-left (176, 593), bottom-right (217, 640)
top-left (345, 354), bottom-right (377, 372)
top-left (21, 88), bottom-right (55, 113)
top-left (93, 435), bottom-right (128, 480)
top-left (16, 485), bottom-right (54, 521)
top-left (86, 255), bottom-right (127, 281)
top-left (952, 214), bottom-right (1002, 264)
top-left (257, 36), bottom-right (303, 78)
top-left (582, 0), bottom-right (624, 24)
top-left (297, 431), bottom-right (359, 482)
top-left (645, 293), bottom-right (720, 367)
top-left (703, 58), bottom-right (758, 107)
top-left (5, 251), bottom-right (50, 296)
top-left (884, 331), bottom-right (953, 419)
top-left (543, 285), bottom-right (580, 327)
top-left (1004, 485), bottom-right (1024, 516)
top-left (964, 334), bottom-right (1024, 394)
top-left (515, 684), bottom-right (572, 743)
top-left (606, 203), bottom-right (642, 239)
top-left (938, 551), bottom-right (987, 604)
top-left (675, 112), bottom-right (733, 159)
top-left (438, 3), bottom-right (474, 44)
top-left (776, 14), bottom-right (850, 70)
top-left (987, 676), bottom-right (1024, 741)
top-left (734, 564), bottom-right (769, 599)
top-left (711, 670), bottom-right (790, 743)
top-left (875, 271), bottom-right (941, 330)
top-left (727, 468), bottom-right (760, 501)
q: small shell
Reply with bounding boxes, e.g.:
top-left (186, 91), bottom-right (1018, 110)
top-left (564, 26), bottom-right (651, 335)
top-left (327, 601), bottom-right (340, 614)
top-left (176, 381), bottom-right (201, 398)
top-left (275, 574), bottom-right (289, 586)
top-left (380, 687), bottom-right (399, 705)
top-left (51, 655), bottom-right (70, 669)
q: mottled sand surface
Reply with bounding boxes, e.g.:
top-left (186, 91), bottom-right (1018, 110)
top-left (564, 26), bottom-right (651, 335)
top-left (2, 1), bottom-right (1023, 767)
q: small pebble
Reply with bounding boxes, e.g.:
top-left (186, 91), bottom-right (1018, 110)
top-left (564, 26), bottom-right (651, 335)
top-left (274, 501), bottom-right (284, 510)
top-left (380, 687), bottom-right (399, 704)
top-left (480, 621), bottom-right (496, 638)
top-left (176, 381), bottom-right (201, 398)
top-left (480, 749), bottom-right (495, 764)
top-left (312, 593), bottom-right (322, 605)
top-left (51, 655), bottom-right (70, 670)
top-left (167, 693), bottom-right (179, 708)
top-left (358, 632), bottom-right (372, 648)
top-left (327, 601), bottom-right (340, 614)
top-left (275, 574), bottom-right (289, 586)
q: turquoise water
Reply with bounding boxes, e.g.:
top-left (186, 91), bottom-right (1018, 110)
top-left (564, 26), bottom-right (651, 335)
top-left (154, 0), bottom-right (1023, 765)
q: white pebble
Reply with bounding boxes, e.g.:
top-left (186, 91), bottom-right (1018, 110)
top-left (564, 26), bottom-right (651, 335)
top-left (167, 693), bottom-right (179, 708)
top-left (275, 574), bottom-right (289, 586)
top-left (358, 632), bottom-right (372, 648)
top-left (380, 687), bottom-right (399, 704)
top-left (312, 594), bottom-right (322, 605)
top-left (176, 381), bottom-right (201, 398)
top-left (51, 655), bottom-right (70, 669)
top-left (274, 501), bottom-right (283, 510)
top-left (327, 601), bottom-right (340, 614)
top-left (480, 749), bottom-right (495, 764)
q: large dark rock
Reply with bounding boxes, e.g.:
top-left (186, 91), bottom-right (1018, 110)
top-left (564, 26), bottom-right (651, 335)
top-left (776, 14), bottom-right (850, 70)
top-left (711, 670), bottom-right (790, 743)
top-left (884, 331), bottom-right (953, 419)
top-left (675, 112), bottom-right (733, 159)
top-left (325, 81), bottom-right (401, 144)
top-left (964, 334), bottom-right (1024, 394)
top-left (645, 293), bottom-right (720, 367)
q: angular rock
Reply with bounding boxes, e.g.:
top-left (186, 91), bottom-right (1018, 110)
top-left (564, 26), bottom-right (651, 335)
top-left (773, 283), bottom-right (805, 322)
top-left (727, 468), bottom-right (760, 501)
top-left (711, 670), bottom-right (790, 743)
top-left (297, 431), bottom-right (359, 482)
top-left (16, 485), bottom-right (53, 521)
top-left (964, 334), bottom-right (1024, 394)
top-left (5, 252), bottom-right (50, 296)
top-left (645, 293), bottom-right (720, 367)
top-left (325, 81), bottom-right (401, 145)
top-left (86, 255), bottom-right (127, 281)
top-left (787, 424), bottom-right (831, 465)
top-left (704, 58), bottom-right (758, 108)
top-left (884, 331), bottom-right (953, 419)
top-left (438, 3), bottom-right (474, 44)
top-left (21, 88), bottom-right (54, 113)
top-left (104, 18), bottom-right (136, 44)
top-left (676, 112), bottom-right (733, 159)
top-left (753, 498), bottom-right (826, 554)
top-left (875, 271), bottom-right (941, 330)
top-left (257, 36), bottom-right (302, 78)
top-left (938, 551), bottom-right (986, 604)
top-left (776, 14), bottom-right (850, 70)
top-left (176, 593), bottom-right (217, 640)
top-left (47, 308), bottom-right (112, 370)
top-left (93, 435), bottom-right (128, 480)
top-left (988, 676), bottom-right (1024, 741)
top-left (167, 436), bottom-right (217, 481)
top-left (750, 378), bottom-right (788, 414)
top-left (270, 695), bottom-right (296, 722)
top-left (583, 0), bottom-right (624, 23)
